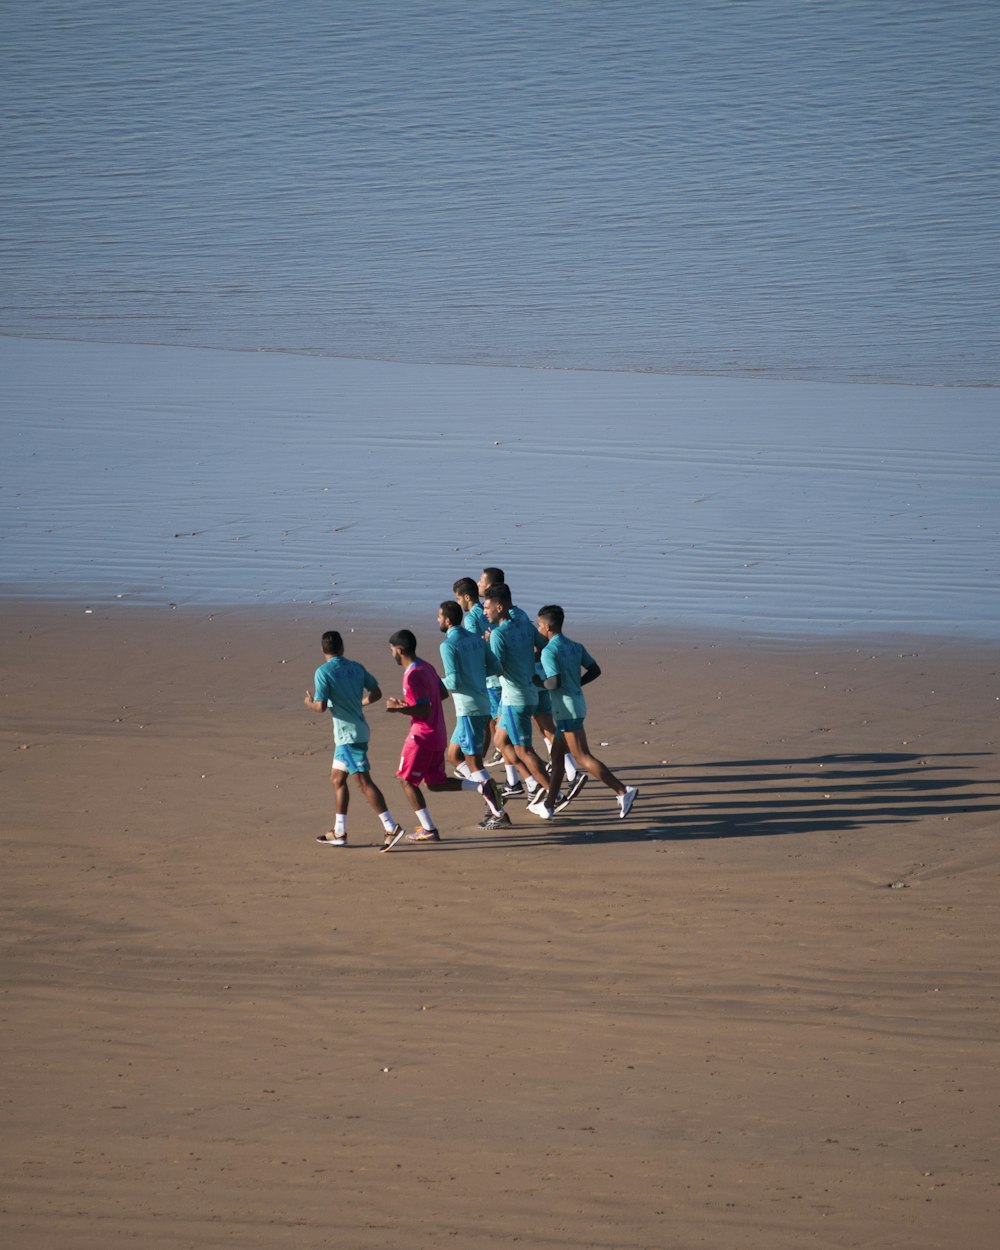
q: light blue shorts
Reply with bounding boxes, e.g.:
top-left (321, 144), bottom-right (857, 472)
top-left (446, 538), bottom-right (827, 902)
top-left (487, 685), bottom-right (503, 718)
top-left (498, 705), bottom-right (534, 748)
top-left (554, 717), bottom-right (585, 736)
top-left (451, 714), bottom-right (490, 757)
top-left (333, 742), bottom-right (371, 774)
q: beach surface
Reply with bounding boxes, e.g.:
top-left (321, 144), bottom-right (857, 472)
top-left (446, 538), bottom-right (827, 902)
top-left (4, 337), bottom-right (999, 640)
top-left (3, 601), bottom-right (998, 1249)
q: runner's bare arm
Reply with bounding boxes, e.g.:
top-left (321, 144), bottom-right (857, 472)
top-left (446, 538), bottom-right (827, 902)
top-left (386, 696), bottom-right (431, 720)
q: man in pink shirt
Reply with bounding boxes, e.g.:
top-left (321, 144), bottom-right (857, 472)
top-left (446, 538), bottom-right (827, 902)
top-left (382, 628), bottom-right (502, 850)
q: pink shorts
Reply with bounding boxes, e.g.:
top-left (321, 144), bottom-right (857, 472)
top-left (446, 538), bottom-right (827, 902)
top-left (397, 733), bottom-right (448, 786)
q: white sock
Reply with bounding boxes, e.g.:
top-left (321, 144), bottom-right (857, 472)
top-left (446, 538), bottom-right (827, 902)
top-left (505, 765), bottom-right (519, 786)
top-left (378, 811), bottom-right (396, 832)
top-left (526, 776), bottom-right (539, 794)
top-left (565, 753), bottom-right (578, 781)
top-left (334, 814), bottom-right (347, 835)
top-left (471, 768), bottom-right (490, 785)
top-left (416, 807), bottom-right (435, 831)
top-left (454, 761), bottom-right (472, 778)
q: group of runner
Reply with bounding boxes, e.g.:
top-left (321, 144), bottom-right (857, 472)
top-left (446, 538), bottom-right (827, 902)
top-left (304, 566), bottom-right (638, 851)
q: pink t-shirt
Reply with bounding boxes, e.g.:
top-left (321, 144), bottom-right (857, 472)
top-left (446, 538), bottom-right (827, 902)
top-left (402, 658), bottom-right (447, 747)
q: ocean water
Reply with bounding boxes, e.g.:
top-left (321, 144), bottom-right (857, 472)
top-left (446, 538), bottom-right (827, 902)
top-left (2, 3), bottom-right (998, 638)
top-left (2, 0), bottom-right (999, 385)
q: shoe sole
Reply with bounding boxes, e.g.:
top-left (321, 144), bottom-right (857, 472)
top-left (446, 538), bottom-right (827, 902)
top-left (316, 836), bottom-right (347, 846)
top-left (380, 828), bottom-right (407, 853)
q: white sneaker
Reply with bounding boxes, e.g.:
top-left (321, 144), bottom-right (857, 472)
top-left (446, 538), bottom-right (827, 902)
top-left (617, 786), bottom-right (638, 819)
top-left (527, 791), bottom-right (553, 821)
top-left (316, 833), bottom-right (347, 846)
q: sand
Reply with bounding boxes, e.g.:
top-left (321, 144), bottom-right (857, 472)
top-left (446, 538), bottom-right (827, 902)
top-left (3, 602), bottom-right (998, 1249)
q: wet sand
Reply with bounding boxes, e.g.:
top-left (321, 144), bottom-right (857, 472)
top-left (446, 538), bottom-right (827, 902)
top-left (3, 602), bottom-right (998, 1247)
top-left (4, 336), bottom-right (998, 638)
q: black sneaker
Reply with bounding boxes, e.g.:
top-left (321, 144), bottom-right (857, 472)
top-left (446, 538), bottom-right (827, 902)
top-left (500, 782), bottom-right (526, 800)
top-left (555, 773), bottom-right (588, 812)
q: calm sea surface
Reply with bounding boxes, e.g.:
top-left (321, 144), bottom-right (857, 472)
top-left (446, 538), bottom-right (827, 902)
top-left (2, 3), bottom-right (998, 638)
top-left (3, 0), bottom-right (999, 385)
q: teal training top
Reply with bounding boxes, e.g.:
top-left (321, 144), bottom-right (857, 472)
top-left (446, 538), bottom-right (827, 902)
top-left (462, 602), bottom-right (488, 638)
top-left (313, 656), bottom-right (378, 745)
top-left (540, 632), bottom-right (596, 723)
top-left (489, 613), bottom-right (540, 710)
top-left (509, 603), bottom-right (544, 648)
top-left (439, 626), bottom-right (500, 717)
top-left (463, 602), bottom-right (499, 691)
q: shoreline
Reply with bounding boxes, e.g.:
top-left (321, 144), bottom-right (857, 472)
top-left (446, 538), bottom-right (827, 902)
top-left (5, 328), bottom-right (999, 389)
top-left (5, 594), bottom-right (999, 656)
top-left (5, 337), bottom-right (999, 642)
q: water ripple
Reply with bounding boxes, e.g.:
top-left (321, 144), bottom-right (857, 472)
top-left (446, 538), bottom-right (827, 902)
top-left (1, 1), bottom-right (998, 383)
top-left (3, 338), bottom-right (997, 639)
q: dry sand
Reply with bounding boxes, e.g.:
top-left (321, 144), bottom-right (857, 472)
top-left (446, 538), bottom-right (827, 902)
top-left (3, 603), bottom-right (998, 1249)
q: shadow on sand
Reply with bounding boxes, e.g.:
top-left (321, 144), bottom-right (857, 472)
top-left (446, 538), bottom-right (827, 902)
top-left (426, 751), bottom-right (999, 851)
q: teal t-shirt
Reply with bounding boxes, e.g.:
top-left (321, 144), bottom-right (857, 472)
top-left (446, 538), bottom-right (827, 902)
top-left (541, 633), bottom-right (595, 723)
top-left (313, 656), bottom-right (378, 745)
top-left (509, 603), bottom-right (545, 648)
top-left (464, 602), bottom-right (499, 690)
top-left (462, 602), bottom-right (488, 638)
top-left (489, 613), bottom-right (540, 710)
top-left (439, 626), bottom-right (499, 717)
